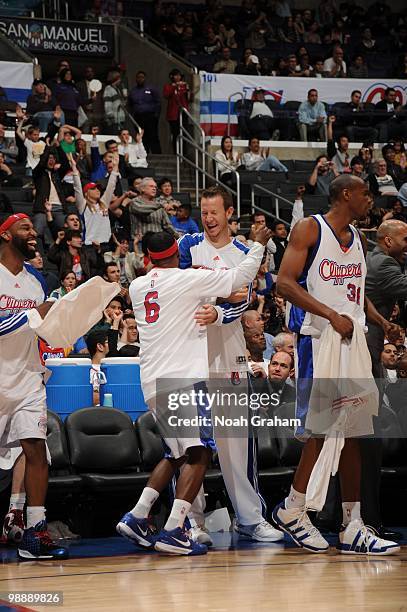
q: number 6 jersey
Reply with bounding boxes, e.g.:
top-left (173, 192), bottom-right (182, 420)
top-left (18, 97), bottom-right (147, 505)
top-left (287, 214), bottom-right (366, 337)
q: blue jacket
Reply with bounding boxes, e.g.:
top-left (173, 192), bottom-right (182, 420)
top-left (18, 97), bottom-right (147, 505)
top-left (129, 84), bottom-right (161, 115)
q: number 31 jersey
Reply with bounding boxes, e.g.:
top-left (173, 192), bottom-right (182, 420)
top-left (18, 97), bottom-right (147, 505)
top-left (287, 214), bottom-right (366, 337)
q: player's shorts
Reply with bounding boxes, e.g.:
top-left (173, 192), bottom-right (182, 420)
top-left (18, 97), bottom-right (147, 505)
top-left (148, 381), bottom-right (216, 460)
top-left (0, 401), bottom-right (48, 470)
top-left (295, 333), bottom-right (375, 440)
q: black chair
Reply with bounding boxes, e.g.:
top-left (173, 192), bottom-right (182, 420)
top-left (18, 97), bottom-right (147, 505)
top-left (135, 411), bottom-right (165, 471)
top-left (294, 160), bottom-right (315, 173)
top-left (235, 99), bottom-right (253, 139)
top-left (279, 160), bottom-right (295, 173)
top-left (47, 410), bottom-right (83, 493)
top-left (172, 192), bottom-right (191, 206)
top-left (257, 422), bottom-right (293, 486)
top-left (302, 195), bottom-right (329, 216)
top-left (272, 402), bottom-right (303, 471)
top-left (65, 407), bottom-right (148, 494)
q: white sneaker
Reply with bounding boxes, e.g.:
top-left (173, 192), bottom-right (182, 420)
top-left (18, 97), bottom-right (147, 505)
top-left (235, 519), bottom-right (284, 542)
top-left (189, 524), bottom-right (213, 547)
top-left (272, 501), bottom-right (329, 553)
top-left (338, 519), bottom-right (400, 556)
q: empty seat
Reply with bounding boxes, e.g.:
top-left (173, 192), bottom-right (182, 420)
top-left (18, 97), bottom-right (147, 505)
top-left (279, 160), bottom-right (295, 173)
top-left (294, 160), bottom-right (316, 173)
top-left (47, 410), bottom-right (83, 492)
top-left (135, 411), bottom-right (165, 471)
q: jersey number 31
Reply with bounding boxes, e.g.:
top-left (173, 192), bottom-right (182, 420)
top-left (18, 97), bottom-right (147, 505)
top-left (144, 291), bottom-right (160, 323)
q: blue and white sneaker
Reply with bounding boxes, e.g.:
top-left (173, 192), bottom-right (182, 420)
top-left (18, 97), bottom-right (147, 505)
top-left (116, 513), bottom-right (156, 548)
top-left (272, 501), bottom-right (329, 553)
top-left (18, 521), bottom-right (69, 560)
top-left (338, 519), bottom-right (400, 555)
top-left (154, 527), bottom-right (208, 555)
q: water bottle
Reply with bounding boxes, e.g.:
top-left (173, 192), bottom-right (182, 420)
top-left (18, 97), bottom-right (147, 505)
top-left (103, 393), bottom-right (113, 407)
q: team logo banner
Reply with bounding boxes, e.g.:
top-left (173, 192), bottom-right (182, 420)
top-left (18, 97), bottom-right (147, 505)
top-left (0, 17), bottom-right (114, 57)
top-left (200, 72), bottom-right (407, 136)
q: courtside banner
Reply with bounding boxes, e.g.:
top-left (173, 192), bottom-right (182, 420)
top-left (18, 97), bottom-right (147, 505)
top-left (200, 72), bottom-right (407, 136)
top-left (0, 61), bottom-right (33, 106)
top-left (0, 18), bottom-right (114, 57)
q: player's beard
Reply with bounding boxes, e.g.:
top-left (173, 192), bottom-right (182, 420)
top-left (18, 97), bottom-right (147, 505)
top-left (12, 236), bottom-right (36, 259)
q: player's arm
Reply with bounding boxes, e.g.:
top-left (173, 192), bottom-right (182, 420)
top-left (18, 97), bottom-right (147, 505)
top-left (0, 302), bottom-right (54, 338)
top-left (277, 218), bottom-right (354, 338)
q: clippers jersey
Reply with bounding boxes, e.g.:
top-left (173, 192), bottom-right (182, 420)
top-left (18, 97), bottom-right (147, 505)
top-left (178, 233), bottom-right (251, 374)
top-left (287, 215), bottom-right (366, 337)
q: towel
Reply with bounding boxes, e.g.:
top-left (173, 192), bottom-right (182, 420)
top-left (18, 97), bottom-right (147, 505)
top-left (305, 317), bottom-right (378, 511)
top-left (28, 277), bottom-right (120, 347)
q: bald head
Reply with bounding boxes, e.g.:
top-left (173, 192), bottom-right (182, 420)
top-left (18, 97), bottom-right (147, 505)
top-left (242, 309), bottom-right (263, 330)
top-left (376, 219), bottom-right (407, 264)
top-left (329, 174), bottom-right (364, 202)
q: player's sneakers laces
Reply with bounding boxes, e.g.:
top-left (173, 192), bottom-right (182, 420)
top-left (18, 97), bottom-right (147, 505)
top-left (1, 509), bottom-right (24, 545)
top-left (272, 502), bottom-right (329, 553)
top-left (18, 521), bottom-right (69, 560)
top-left (116, 513), bottom-right (156, 548)
top-left (235, 519), bottom-right (284, 542)
top-left (337, 519), bottom-right (400, 556)
top-left (189, 524), bottom-right (213, 546)
top-left (154, 526), bottom-right (208, 555)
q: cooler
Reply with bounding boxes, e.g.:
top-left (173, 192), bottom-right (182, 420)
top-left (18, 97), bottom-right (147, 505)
top-left (45, 358), bottom-right (93, 420)
top-left (100, 357), bottom-right (147, 420)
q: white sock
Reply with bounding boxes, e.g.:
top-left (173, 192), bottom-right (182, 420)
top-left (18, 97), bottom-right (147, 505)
top-left (342, 501), bottom-right (361, 526)
top-left (130, 487), bottom-right (159, 519)
top-left (164, 499), bottom-right (191, 531)
top-left (285, 486), bottom-right (306, 510)
top-left (26, 506), bottom-right (46, 529)
top-left (9, 493), bottom-right (26, 512)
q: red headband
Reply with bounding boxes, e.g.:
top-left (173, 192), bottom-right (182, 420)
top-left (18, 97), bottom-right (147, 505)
top-left (148, 241), bottom-right (178, 260)
top-left (0, 213), bottom-right (29, 234)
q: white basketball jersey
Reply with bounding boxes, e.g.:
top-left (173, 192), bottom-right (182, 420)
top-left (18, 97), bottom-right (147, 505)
top-left (287, 215), bottom-right (366, 337)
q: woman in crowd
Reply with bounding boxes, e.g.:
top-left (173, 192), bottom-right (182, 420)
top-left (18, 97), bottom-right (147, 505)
top-left (163, 69), bottom-right (191, 153)
top-left (54, 69), bottom-right (82, 127)
top-left (75, 138), bottom-right (92, 180)
top-left (214, 135), bottom-right (240, 187)
top-left (50, 269), bottom-right (78, 299)
top-left (156, 177), bottom-right (182, 215)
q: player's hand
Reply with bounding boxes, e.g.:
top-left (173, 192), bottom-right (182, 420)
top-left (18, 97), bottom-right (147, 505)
top-left (383, 321), bottom-right (402, 344)
top-left (225, 288), bottom-right (249, 303)
top-left (329, 312), bottom-right (354, 339)
top-left (194, 304), bottom-right (218, 326)
top-left (253, 227), bottom-right (273, 246)
top-left (36, 301), bottom-right (55, 319)
top-left (251, 362), bottom-right (267, 378)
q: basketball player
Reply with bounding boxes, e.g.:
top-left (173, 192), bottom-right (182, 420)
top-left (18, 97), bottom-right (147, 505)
top-left (117, 228), bottom-right (271, 555)
top-left (178, 186), bottom-right (283, 544)
top-left (0, 213), bottom-right (68, 559)
top-left (271, 175), bottom-right (400, 555)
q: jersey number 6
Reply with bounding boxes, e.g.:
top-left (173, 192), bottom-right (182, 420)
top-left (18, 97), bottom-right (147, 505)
top-left (144, 291), bottom-right (160, 323)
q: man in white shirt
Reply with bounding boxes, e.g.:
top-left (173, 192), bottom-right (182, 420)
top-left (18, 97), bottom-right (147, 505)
top-left (323, 46), bottom-right (347, 77)
top-left (242, 137), bottom-right (288, 173)
top-left (0, 213), bottom-right (68, 560)
top-left (249, 88), bottom-right (276, 140)
top-left (116, 227), bottom-right (271, 555)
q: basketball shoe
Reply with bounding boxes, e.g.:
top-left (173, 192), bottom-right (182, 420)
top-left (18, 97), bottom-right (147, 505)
top-left (154, 526), bottom-right (208, 555)
top-left (116, 513), bottom-right (157, 548)
top-left (1, 509), bottom-right (24, 545)
top-left (18, 521), bottom-right (69, 560)
top-left (272, 502), bottom-right (329, 552)
top-left (189, 524), bottom-right (213, 546)
top-left (337, 519), bottom-right (400, 555)
top-left (235, 519), bottom-right (284, 542)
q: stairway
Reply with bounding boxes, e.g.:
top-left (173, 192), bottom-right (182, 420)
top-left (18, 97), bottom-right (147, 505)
top-left (148, 154), bottom-right (204, 206)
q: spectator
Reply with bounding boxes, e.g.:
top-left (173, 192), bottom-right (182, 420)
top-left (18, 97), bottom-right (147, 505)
top-left (382, 144), bottom-right (407, 189)
top-left (246, 12), bottom-right (274, 49)
top-left (327, 116), bottom-right (350, 173)
top-left (323, 45), bottom-right (347, 77)
top-left (54, 69), bottom-right (82, 127)
top-left (298, 88), bottom-right (327, 142)
top-left (218, 20), bottom-right (238, 48)
top-left (381, 343), bottom-right (399, 383)
top-left (128, 71), bottom-right (161, 154)
top-left (201, 26), bottom-right (223, 54)
top-left (278, 17), bottom-right (300, 43)
top-left (235, 48), bottom-right (257, 74)
top-left (296, 54), bottom-right (314, 78)
top-left (0, 153), bottom-right (21, 187)
top-left (163, 69), bottom-right (191, 153)
top-left (286, 54), bottom-right (300, 76)
top-left (303, 21), bottom-right (322, 44)
top-left (102, 261), bottom-right (131, 307)
top-left (382, 200), bottom-right (407, 223)
top-left (306, 154), bottom-right (339, 195)
top-left (118, 128), bottom-right (147, 170)
top-left (103, 70), bottom-right (126, 134)
top-left (156, 177), bottom-right (182, 215)
top-left (58, 124), bottom-right (82, 155)
top-left (129, 177), bottom-right (178, 241)
top-left (358, 28), bottom-right (377, 53)
top-left (47, 59), bottom-right (71, 95)
top-left (375, 87), bottom-right (407, 142)
top-left (241, 137), bottom-right (288, 173)
top-left (32, 145), bottom-right (71, 241)
top-left (259, 57), bottom-right (273, 76)
top-left (86, 331), bottom-right (109, 405)
top-left (47, 228), bottom-right (103, 282)
top-left (213, 47), bottom-right (237, 74)
top-left (228, 215), bottom-right (239, 236)
top-left (340, 90), bottom-right (378, 143)
top-left (104, 233), bottom-right (144, 285)
top-left (245, 328), bottom-right (269, 378)
top-left (75, 137), bottom-right (92, 180)
top-left (170, 203), bottom-right (199, 236)
top-left (270, 221), bottom-right (289, 272)
top-left (214, 135), bottom-right (240, 186)
top-left (26, 80), bottom-right (63, 133)
top-left (272, 331), bottom-right (295, 357)
top-left (70, 154), bottom-right (119, 251)
top-left (248, 88), bottom-right (277, 140)
top-left (50, 270), bottom-right (77, 299)
top-left (27, 250), bottom-right (59, 294)
top-left (348, 54), bottom-right (369, 78)
top-left (393, 139), bottom-right (406, 165)
top-left (45, 205), bottom-right (82, 241)
top-left (0, 123), bottom-right (17, 164)
top-left (76, 66), bottom-right (103, 132)
top-left (350, 156), bottom-right (366, 179)
top-left (368, 159), bottom-right (399, 196)
top-left (16, 109), bottom-right (45, 173)
top-left (359, 144), bottom-right (375, 175)
top-left (313, 58), bottom-right (325, 78)
top-left (267, 352), bottom-right (296, 403)
top-left (89, 130), bottom-right (121, 183)
top-left (118, 314), bottom-right (140, 352)
top-left (242, 308), bottom-right (274, 360)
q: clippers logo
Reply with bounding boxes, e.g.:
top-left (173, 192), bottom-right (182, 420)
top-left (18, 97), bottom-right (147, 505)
top-left (319, 259), bottom-right (362, 285)
top-left (0, 294), bottom-right (36, 312)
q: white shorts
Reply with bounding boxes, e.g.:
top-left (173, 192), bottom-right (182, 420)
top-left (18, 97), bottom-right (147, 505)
top-left (0, 404), bottom-right (48, 470)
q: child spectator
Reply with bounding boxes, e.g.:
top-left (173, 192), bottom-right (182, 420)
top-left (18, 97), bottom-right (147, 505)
top-left (118, 128), bottom-right (148, 169)
top-left (170, 203), bottom-right (199, 236)
top-left (86, 331), bottom-right (109, 405)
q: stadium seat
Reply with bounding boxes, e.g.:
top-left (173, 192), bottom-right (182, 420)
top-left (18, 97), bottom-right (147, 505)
top-left (65, 407), bottom-right (148, 493)
top-left (172, 192), bottom-right (191, 206)
top-left (47, 410), bottom-right (83, 493)
top-left (134, 411), bottom-right (165, 471)
top-left (294, 160), bottom-right (316, 173)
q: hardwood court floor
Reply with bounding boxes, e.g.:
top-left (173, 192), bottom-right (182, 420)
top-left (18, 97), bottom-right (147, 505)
top-left (0, 536), bottom-right (406, 612)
